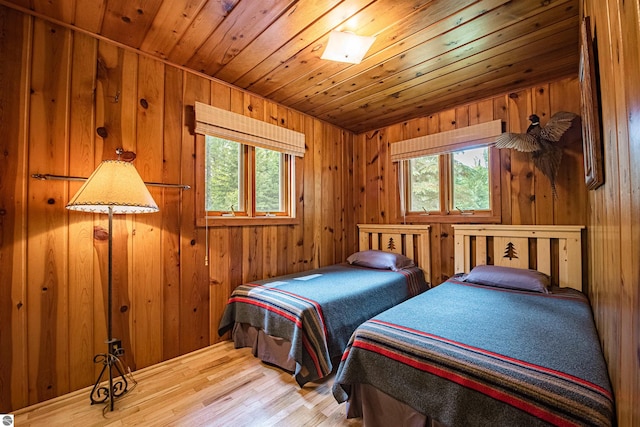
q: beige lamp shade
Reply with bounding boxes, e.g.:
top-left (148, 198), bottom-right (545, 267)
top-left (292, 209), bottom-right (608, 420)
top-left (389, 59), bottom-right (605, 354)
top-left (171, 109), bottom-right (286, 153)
top-left (321, 30), bottom-right (376, 64)
top-left (66, 160), bottom-right (159, 214)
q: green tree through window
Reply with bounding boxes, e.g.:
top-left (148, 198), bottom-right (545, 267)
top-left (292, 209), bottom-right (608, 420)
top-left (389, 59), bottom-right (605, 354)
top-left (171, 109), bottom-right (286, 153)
top-left (205, 136), bottom-right (240, 212)
top-left (452, 147), bottom-right (490, 210)
top-left (255, 147), bottom-right (282, 212)
top-left (409, 156), bottom-right (440, 211)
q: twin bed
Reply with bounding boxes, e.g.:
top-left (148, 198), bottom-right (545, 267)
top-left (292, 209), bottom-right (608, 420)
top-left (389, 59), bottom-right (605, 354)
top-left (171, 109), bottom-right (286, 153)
top-left (218, 224), bottom-right (432, 386)
top-left (218, 224), bottom-right (614, 426)
top-left (333, 225), bottom-right (614, 427)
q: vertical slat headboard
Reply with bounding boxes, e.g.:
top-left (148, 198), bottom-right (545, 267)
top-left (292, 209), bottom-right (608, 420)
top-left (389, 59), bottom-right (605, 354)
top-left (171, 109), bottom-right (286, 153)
top-left (357, 224), bottom-right (431, 285)
top-left (452, 225), bottom-right (585, 291)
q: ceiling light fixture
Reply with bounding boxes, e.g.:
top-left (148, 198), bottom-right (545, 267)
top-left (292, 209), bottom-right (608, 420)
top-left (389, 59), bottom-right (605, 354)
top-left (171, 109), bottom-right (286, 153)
top-left (321, 30), bottom-right (376, 64)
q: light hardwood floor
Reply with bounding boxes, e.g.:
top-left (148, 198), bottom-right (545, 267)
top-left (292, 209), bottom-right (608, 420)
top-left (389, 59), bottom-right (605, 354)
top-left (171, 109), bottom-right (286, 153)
top-left (13, 341), bottom-right (363, 426)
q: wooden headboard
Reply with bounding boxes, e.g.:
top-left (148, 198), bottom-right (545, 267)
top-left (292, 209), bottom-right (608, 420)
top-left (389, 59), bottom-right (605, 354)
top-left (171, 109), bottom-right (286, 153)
top-left (451, 225), bottom-right (585, 291)
top-left (357, 224), bottom-right (431, 284)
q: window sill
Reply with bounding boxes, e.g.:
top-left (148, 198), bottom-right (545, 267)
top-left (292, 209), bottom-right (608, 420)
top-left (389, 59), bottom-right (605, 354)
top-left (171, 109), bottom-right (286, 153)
top-left (396, 213), bottom-right (501, 224)
top-left (197, 216), bottom-right (301, 227)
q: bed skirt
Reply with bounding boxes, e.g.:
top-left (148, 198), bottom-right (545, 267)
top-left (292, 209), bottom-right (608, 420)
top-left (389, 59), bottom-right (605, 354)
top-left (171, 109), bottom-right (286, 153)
top-left (232, 323), bottom-right (296, 372)
top-left (347, 383), bottom-right (447, 427)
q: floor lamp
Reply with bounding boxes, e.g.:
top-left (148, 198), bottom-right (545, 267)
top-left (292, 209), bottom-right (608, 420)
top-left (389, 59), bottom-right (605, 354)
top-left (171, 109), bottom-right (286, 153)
top-left (66, 159), bottom-right (158, 411)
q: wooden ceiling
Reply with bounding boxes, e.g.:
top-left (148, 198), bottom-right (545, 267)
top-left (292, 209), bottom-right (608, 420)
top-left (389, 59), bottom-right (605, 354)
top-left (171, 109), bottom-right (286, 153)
top-left (3, 0), bottom-right (580, 133)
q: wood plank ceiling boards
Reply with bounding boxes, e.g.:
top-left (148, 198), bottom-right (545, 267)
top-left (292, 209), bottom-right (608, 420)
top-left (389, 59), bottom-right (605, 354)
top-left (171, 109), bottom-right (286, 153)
top-left (0, 0), bottom-right (579, 133)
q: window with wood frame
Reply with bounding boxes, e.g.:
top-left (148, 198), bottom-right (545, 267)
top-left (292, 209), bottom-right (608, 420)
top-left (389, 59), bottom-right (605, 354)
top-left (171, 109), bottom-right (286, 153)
top-left (194, 102), bottom-right (304, 226)
top-left (393, 120), bottom-right (502, 223)
top-left (204, 135), bottom-right (291, 216)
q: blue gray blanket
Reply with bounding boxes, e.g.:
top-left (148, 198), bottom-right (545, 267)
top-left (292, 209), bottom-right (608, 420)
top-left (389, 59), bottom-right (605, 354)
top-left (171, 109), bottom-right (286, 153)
top-left (218, 263), bottom-right (428, 385)
top-left (333, 278), bottom-right (614, 426)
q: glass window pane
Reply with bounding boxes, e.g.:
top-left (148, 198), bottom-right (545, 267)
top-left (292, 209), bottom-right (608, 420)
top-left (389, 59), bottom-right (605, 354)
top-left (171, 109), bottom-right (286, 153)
top-left (205, 136), bottom-right (241, 212)
top-left (409, 156), bottom-right (440, 212)
top-left (255, 147), bottom-right (283, 212)
top-left (452, 147), bottom-right (490, 210)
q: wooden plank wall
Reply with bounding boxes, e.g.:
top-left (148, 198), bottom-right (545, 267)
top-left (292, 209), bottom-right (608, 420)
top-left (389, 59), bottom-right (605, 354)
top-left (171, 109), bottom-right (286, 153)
top-left (353, 76), bottom-right (586, 285)
top-left (581, 1), bottom-right (640, 426)
top-left (4, 5), bottom-right (637, 425)
top-left (0, 7), bottom-right (354, 412)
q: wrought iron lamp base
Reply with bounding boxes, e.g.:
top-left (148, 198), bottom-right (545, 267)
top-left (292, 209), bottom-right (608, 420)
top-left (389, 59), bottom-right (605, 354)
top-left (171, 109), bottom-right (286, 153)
top-left (89, 347), bottom-right (129, 411)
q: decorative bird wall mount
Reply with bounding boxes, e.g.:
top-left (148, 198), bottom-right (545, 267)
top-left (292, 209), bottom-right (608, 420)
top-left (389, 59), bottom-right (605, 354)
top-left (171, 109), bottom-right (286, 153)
top-left (495, 111), bottom-right (578, 197)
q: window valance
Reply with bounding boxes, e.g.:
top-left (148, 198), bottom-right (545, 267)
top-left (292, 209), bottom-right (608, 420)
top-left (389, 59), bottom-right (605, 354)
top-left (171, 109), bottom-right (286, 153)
top-left (194, 101), bottom-right (305, 157)
top-left (390, 119), bottom-right (502, 161)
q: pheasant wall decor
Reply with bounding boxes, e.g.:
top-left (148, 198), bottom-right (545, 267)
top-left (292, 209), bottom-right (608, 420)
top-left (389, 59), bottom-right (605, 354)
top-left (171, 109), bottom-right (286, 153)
top-left (495, 111), bottom-right (578, 197)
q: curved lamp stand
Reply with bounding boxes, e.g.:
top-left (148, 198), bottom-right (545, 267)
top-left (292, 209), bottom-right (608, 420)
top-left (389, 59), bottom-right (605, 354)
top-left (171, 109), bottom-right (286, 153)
top-left (88, 206), bottom-right (128, 410)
